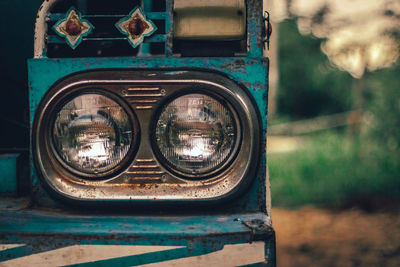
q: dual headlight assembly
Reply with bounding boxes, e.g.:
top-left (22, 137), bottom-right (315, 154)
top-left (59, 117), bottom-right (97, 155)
top-left (33, 70), bottom-right (260, 204)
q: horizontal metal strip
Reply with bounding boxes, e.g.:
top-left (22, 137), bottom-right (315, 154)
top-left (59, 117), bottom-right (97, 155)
top-left (49, 12), bottom-right (167, 21)
top-left (126, 171), bottom-right (164, 175)
top-left (125, 94), bottom-right (162, 97)
top-left (129, 99), bottom-right (158, 103)
top-left (47, 34), bottom-right (166, 44)
top-left (131, 165), bottom-right (160, 168)
top-left (127, 87), bottom-right (160, 91)
top-left (135, 159), bottom-right (156, 163)
top-left (128, 177), bottom-right (163, 182)
top-left (129, 170), bottom-right (162, 173)
top-left (135, 106), bottom-right (154, 110)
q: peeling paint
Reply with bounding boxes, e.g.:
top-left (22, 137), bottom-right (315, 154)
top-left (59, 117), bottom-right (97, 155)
top-left (8, 0), bottom-right (276, 265)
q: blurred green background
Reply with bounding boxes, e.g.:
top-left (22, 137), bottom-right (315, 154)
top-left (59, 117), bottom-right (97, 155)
top-left (268, 18), bottom-right (400, 209)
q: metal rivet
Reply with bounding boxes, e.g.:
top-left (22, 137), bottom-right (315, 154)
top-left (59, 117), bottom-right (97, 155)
top-left (128, 18), bottom-right (145, 36)
top-left (66, 19), bottom-right (82, 36)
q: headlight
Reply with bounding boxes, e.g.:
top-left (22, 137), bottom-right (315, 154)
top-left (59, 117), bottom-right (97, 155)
top-left (154, 94), bottom-right (237, 177)
top-left (33, 70), bottom-right (260, 203)
top-left (52, 94), bottom-right (133, 176)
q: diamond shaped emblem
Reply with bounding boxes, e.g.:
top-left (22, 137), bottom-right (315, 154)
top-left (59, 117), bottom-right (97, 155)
top-left (115, 7), bottom-right (157, 48)
top-left (53, 7), bottom-right (94, 49)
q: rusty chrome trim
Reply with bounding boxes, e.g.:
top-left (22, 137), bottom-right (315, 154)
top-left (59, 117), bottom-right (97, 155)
top-left (32, 70), bottom-right (261, 204)
top-left (38, 89), bottom-right (141, 180)
top-left (127, 87), bottom-right (160, 91)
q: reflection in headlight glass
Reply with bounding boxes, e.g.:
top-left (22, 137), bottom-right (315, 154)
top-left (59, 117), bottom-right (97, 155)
top-left (53, 94), bottom-right (133, 175)
top-left (155, 94), bottom-right (236, 175)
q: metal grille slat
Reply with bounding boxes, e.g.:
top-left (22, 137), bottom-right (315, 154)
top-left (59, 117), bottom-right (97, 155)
top-left (48, 35), bottom-right (166, 44)
top-left (49, 12), bottom-right (167, 21)
top-left (47, 0), bottom-right (173, 58)
top-left (127, 159), bottom-right (165, 181)
top-left (123, 87), bottom-right (163, 110)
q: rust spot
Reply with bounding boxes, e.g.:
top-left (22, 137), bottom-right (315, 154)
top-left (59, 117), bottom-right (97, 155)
top-left (256, 37), bottom-right (263, 48)
top-left (66, 19), bottom-right (82, 36)
top-left (234, 59), bottom-right (246, 66)
top-left (129, 18), bottom-right (145, 36)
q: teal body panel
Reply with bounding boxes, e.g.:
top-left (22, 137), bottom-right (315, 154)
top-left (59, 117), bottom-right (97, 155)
top-left (28, 56), bottom-right (269, 212)
top-left (0, 197), bottom-right (275, 265)
top-left (0, 0), bottom-right (276, 265)
top-left (28, 57), bottom-right (269, 126)
top-left (0, 154), bottom-right (18, 195)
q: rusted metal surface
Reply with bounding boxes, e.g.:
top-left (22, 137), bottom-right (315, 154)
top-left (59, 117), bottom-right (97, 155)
top-left (16, 0), bottom-right (276, 265)
top-left (173, 0), bottom-right (246, 40)
top-left (31, 70), bottom-right (261, 205)
top-left (129, 19), bottom-right (145, 36)
top-left (35, 0), bottom-right (171, 57)
top-left (28, 57), bottom-right (269, 213)
top-left (34, 0), bottom-right (57, 58)
top-left (115, 7), bottom-right (157, 48)
top-left (0, 198), bottom-right (274, 265)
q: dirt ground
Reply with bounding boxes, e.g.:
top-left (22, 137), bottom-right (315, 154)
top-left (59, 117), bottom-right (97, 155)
top-left (273, 207), bottom-right (400, 267)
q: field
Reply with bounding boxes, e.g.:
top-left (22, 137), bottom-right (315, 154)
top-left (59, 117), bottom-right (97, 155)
top-left (268, 131), bottom-right (400, 209)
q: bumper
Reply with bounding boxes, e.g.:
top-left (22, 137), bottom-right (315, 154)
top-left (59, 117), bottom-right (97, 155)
top-left (0, 198), bottom-right (276, 266)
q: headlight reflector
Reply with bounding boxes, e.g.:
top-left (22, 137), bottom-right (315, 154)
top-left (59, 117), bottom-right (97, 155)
top-left (155, 94), bottom-right (237, 176)
top-left (52, 93), bottom-right (133, 175)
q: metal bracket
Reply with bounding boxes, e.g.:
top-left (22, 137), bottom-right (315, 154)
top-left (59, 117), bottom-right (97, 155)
top-left (263, 11), bottom-right (272, 50)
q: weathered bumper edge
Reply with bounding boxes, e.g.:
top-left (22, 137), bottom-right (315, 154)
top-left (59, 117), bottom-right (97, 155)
top-left (0, 198), bottom-right (276, 266)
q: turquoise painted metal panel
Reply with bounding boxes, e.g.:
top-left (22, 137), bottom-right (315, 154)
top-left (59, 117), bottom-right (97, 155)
top-left (1, 0), bottom-right (275, 265)
top-left (28, 57), bottom-right (268, 127)
top-left (0, 154), bottom-right (18, 195)
top-left (28, 57), bottom-right (269, 212)
top-left (0, 209), bottom-right (270, 239)
top-left (0, 198), bottom-right (275, 264)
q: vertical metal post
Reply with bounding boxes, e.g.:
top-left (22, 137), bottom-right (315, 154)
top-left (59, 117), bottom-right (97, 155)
top-left (264, 231), bottom-right (277, 266)
top-left (165, 0), bottom-right (174, 57)
top-left (247, 0), bottom-right (264, 58)
top-left (139, 0), bottom-right (152, 56)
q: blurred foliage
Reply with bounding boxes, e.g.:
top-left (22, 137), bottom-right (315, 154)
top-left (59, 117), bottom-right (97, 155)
top-left (270, 19), bottom-right (400, 208)
top-left (269, 132), bottom-right (400, 208)
top-left (363, 66), bottom-right (400, 153)
top-left (277, 20), bottom-right (354, 118)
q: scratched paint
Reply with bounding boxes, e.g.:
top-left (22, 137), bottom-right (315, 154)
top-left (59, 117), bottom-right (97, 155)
top-left (28, 57), bottom-right (269, 213)
top-left (2, 0), bottom-right (277, 266)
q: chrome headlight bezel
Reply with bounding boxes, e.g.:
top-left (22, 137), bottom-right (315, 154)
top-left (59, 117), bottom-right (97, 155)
top-left (151, 89), bottom-right (242, 180)
top-left (35, 88), bottom-right (140, 181)
top-left (32, 70), bottom-right (261, 204)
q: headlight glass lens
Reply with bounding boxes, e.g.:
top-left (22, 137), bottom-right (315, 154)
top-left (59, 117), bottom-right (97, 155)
top-left (155, 94), bottom-right (237, 175)
top-left (52, 94), bottom-right (133, 175)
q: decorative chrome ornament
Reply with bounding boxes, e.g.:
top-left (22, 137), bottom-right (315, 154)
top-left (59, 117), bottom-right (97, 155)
top-left (53, 7), bottom-right (94, 49)
top-left (115, 7), bottom-right (157, 48)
